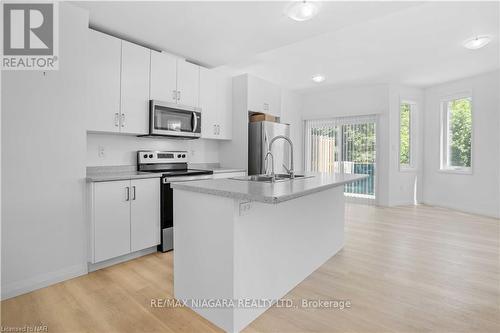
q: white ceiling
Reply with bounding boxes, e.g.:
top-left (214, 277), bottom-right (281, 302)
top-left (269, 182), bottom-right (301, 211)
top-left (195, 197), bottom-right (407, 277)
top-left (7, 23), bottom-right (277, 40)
top-left (76, 1), bottom-right (499, 92)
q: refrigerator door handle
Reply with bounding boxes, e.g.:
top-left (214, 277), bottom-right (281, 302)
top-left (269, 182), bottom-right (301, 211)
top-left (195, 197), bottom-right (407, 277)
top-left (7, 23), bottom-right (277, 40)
top-left (263, 131), bottom-right (269, 174)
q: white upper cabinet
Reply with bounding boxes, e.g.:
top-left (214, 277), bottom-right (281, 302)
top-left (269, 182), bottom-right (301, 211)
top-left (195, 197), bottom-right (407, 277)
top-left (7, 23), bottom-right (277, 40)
top-left (247, 75), bottom-right (281, 117)
top-left (150, 52), bottom-right (200, 108)
top-left (200, 67), bottom-right (218, 139)
top-left (177, 60), bottom-right (200, 107)
top-left (87, 30), bottom-right (121, 132)
top-left (216, 74), bottom-right (232, 140)
top-left (200, 68), bottom-right (232, 140)
top-left (87, 30), bottom-right (208, 134)
top-left (120, 40), bottom-right (150, 135)
top-left (150, 51), bottom-right (178, 103)
top-left (87, 30), bottom-right (150, 134)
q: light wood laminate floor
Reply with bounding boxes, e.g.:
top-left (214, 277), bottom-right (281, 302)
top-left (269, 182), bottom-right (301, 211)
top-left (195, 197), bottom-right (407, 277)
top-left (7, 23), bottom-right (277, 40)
top-left (2, 204), bottom-right (499, 332)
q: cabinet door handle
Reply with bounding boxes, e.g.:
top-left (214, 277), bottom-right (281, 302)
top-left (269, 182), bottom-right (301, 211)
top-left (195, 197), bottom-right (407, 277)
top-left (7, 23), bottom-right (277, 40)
top-left (114, 113), bottom-right (119, 127)
top-left (172, 90), bottom-right (177, 101)
top-left (213, 124), bottom-right (217, 135)
top-left (132, 186), bottom-right (136, 200)
top-left (125, 187), bottom-right (130, 201)
top-left (217, 125), bottom-right (220, 135)
top-left (177, 90), bottom-right (181, 101)
top-left (120, 114), bottom-right (125, 127)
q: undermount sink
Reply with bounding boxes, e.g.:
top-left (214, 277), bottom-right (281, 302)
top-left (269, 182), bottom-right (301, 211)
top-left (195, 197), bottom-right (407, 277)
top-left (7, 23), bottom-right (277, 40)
top-left (246, 175), bottom-right (275, 182)
top-left (231, 174), bottom-right (314, 182)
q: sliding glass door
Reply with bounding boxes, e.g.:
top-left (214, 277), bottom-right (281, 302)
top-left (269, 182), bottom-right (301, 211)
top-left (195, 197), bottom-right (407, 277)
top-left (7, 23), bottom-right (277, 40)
top-left (305, 116), bottom-right (377, 201)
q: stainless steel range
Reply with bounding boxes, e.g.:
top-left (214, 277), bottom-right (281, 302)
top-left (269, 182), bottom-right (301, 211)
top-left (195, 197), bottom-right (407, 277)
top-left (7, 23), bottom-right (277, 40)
top-left (137, 150), bottom-right (213, 252)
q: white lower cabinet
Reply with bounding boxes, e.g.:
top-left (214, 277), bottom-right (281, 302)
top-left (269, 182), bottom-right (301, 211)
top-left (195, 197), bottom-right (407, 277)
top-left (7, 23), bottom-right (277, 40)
top-left (90, 178), bottom-right (160, 263)
top-left (93, 180), bottom-right (131, 263)
top-left (130, 178), bottom-right (160, 252)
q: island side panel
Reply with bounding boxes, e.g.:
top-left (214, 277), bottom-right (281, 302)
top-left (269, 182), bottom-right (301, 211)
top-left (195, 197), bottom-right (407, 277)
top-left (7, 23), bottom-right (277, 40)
top-left (173, 189), bottom-right (237, 332)
top-left (233, 186), bottom-right (345, 332)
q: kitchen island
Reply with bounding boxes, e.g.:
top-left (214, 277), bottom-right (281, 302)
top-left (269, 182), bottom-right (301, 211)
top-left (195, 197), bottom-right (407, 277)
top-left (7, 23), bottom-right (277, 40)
top-left (171, 173), bottom-right (366, 333)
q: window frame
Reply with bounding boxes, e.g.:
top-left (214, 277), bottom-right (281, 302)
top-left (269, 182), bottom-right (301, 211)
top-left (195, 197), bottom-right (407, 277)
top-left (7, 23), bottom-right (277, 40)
top-left (439, 92), bottom-right (473, 174)
top-left (399, 100), bottom-right (417, 172)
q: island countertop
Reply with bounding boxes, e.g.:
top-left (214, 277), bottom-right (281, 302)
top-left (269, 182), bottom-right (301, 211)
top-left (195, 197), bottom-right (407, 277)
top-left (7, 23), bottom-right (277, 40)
top-left (171, 173), bottom-right (367, 204)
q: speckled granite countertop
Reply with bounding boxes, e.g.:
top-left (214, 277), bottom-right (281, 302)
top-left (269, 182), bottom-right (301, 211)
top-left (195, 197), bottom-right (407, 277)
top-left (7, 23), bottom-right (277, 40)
top-left (86, 165), bottom-right (246, 182)
top-left (211, 168), bottom-right (246, 174)
top-left (189, 163), bottom-right (246, 174)
top-left (86, 166), bottom-right (162, 182)
top-left (171, 173), bottom-right (367, 204)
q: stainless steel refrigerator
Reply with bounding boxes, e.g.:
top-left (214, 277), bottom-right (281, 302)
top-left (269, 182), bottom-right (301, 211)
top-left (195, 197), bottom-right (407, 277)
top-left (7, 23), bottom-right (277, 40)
top-left (248, 121), bottom-right (290, 175)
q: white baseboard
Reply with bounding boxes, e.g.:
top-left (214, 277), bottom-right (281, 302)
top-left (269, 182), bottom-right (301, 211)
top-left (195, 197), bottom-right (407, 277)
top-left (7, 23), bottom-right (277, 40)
top-left (345, 195), bottom-right (376, 205)
top-left (388, 200), bottom-right (417, 207)
top-left (1, 263), bottom-right (88, 301)
top-left (88, 246), bottom-right (158, 272)
top-left (421, 201), bottom-right (500, 219)
top-left (1, 247), bottom-right (159, 301)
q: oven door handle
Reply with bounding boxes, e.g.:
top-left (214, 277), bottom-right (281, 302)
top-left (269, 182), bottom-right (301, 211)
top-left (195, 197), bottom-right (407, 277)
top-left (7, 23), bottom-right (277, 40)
top-left (163, 175), bottom-right (213, 184)
top-left (192, 112), bottom-right (198, 133)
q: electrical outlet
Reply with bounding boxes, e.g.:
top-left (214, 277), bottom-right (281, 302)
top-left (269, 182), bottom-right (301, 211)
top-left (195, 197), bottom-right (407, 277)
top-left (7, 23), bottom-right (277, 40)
top-left (98, 145), bottom-right (105, 158)
top-left (239, 201), bottom-right (252, 216)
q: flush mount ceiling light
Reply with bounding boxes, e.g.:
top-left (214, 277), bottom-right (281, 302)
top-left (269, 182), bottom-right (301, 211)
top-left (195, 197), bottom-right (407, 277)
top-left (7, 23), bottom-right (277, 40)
top-left (463, 36), bottom-right (492, 50)
top-left (312, 74), bottom-right (325, 83)
top-left (286, 1), bottom-right (319, 21)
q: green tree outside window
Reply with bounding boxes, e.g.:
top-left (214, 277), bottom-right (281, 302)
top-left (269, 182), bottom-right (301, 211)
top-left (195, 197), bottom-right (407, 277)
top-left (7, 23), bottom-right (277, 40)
top-left (400, 103), bottom-right (411, 166)
top-left (447, 98), bottom-right (472, 168)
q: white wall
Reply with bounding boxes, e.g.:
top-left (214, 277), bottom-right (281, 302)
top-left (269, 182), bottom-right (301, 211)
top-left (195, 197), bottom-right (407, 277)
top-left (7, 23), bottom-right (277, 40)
top-left (388, 85), bottom-right (424, 206)
top-left (87, 133), bottom-right (220, 166)
top-left (219, 75), bottom-right (304, 172)
top-left (1, 3), bottom-right (89, 299)
top-left (422, 70), bottom-right (500, 218)
top-left (219, 75), bottom-right (248, 169)
top-left (301, 84), bottom-right (391, 205)
top-left (280, 89), bottom-right (303, 172)
top-left (301, 84), bottom-right (389, 118)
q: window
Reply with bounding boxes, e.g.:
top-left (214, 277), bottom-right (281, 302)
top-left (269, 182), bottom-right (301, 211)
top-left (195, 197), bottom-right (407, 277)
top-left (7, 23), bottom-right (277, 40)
top-left (441, 96), bottom-right (472, 172)
top-left (399, 102), bottom-right (414, 169)
top-left (304, 115), bottom-right (377, 200)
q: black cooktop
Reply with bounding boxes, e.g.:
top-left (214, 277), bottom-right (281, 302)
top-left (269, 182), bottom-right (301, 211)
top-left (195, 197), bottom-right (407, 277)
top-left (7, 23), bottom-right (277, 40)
top-left (158, 169), bottom-right (213, 177)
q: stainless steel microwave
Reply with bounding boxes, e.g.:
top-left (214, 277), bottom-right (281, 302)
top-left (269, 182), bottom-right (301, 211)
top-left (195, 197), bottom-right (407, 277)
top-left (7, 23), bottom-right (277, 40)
top-left (149, 100), bottom-right (201, 138)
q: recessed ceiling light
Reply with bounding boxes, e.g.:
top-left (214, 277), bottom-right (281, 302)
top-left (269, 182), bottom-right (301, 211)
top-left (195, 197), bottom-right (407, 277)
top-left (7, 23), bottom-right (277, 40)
top-left (312, 74), bottom-right (325, 83)
top-left (463, 36), bottom-right (492, 50)
top-left (286, 1), bottom-right (319, 22)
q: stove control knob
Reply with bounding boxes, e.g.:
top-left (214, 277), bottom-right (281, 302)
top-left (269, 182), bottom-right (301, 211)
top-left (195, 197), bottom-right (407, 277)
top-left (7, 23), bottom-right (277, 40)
top-left (177, 154), bottom-right (182, 158)
top-left (149, 154), bottom-right (153, 158)
top-left (182, 154), bottom-right (186, 158)
top-left (143, 154), bottom-right (148, 158)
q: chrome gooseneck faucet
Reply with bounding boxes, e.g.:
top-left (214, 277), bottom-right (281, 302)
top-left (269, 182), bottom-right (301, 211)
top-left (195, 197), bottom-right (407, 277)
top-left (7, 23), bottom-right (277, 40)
top-left (266, 135), bottom-right (295, 180)
top-left (264, 151), bottom-right (274, 176)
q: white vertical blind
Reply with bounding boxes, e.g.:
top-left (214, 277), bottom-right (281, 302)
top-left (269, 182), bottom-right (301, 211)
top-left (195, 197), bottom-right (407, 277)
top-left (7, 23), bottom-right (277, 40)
top-left (304, 115), bottom-right (377, 200)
